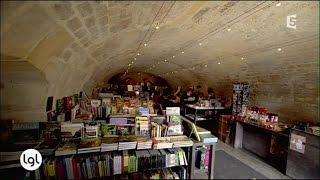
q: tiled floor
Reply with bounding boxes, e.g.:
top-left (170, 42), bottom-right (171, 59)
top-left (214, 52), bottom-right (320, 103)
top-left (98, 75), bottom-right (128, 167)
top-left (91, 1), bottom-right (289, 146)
top-left (195, 141), bottom-right (291, 179)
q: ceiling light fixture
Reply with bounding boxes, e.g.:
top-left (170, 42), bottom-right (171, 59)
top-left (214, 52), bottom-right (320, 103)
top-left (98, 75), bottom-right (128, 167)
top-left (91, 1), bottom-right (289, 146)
top-left (134, 57), bottom-right (137, 60)
top-left (129, 64), bottom-right (131, 66)
top-left (173, 56), bottom-right (175, 58)
top-left (144, 43), bottom-right (147, 46)
top-left (218, 62), bottom-right (221, 65)
top-left (132, 61), bottom-right (134, 64)
top-left (165, 59), bottom-right (167, 62)
top-left (276, 2), bottom-right (281, 7)
top-left (181, 52), bottom-right (184, 54)
top-left (156, 26), bottom-right (159, 29)
top-left (278, 48), bottom-right (282, 51)
top-left (227, 28), bottom-right (231, 31)
top-left (137, 53), bottom-right (140, 56)
top-left (205, 65), bottom-right (207, 67)
top-left (241, 57), bottom-right (244, 60)
top-left (199, 42), bottom-right (202, 46)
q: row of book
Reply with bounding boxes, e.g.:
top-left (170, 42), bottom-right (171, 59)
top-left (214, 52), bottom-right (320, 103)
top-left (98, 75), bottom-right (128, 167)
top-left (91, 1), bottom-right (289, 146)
top-left (54, 135), bottom-right (193, 156)
top-left (39, 148), bottom-right (188, 179)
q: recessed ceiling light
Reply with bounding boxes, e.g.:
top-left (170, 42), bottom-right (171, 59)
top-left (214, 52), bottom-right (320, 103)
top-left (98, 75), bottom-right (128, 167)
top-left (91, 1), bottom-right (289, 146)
top-left (132, 61), bottom-right (134, 64)
top-left (205, 65), bottom-right (207, 67)
top-left (276, 2), bottom-right (281, 7)
top-left (165, 59), bottom-right (167, 62)
top-left (134, 57), bottom-right (137, 60)
top-left (181, 52), bottom-right (184, 54)
top-left (173, 56), bottom-right (175, 58)
top-left (218, 62), bottom-right (221, 65)
top-left (227, 28), bottom-right (231, 31)
top-left (241, 57), bottom-right (244, 60)
top-left (144, 43), bottom-right (147, 46)
top-left (137, 53), bottom-right (140, 56)
top-left (129, 64), bottom-right (131, 66)
top-left (199, 42), bottom-right (202, 46)
top-left (278, 48), bottom-right (282, 51)
top-left (171, 72), bottom-right (174, 74)
top-left (156, 26), bottom-right (159, 29)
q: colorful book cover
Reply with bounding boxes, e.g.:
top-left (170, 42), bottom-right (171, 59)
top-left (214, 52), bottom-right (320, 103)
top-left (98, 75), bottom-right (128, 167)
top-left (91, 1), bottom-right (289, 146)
top-left (56, 99), bottom-right (64, 115)
top-left (101, 124), bottom-right (117, 136)
top-left (72, 94), bottom-right (79, 107)
top-left (78, 138), bottom-right (101, 148)
top-left (64, 96), bottom-right (73, 111)
top-left (117, 124), bottom-right (135, 136)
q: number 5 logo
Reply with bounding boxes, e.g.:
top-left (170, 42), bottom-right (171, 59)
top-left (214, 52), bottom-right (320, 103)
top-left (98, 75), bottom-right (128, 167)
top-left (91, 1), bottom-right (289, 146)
top-left (287, 14), bottom-right (297, 29)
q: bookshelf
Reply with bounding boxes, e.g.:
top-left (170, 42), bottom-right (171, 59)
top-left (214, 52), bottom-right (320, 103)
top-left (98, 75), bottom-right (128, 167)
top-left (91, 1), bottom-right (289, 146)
top-left (189, 140), bottom-right (216, 179)
top-left (1, 93), bottom-right (218, 180)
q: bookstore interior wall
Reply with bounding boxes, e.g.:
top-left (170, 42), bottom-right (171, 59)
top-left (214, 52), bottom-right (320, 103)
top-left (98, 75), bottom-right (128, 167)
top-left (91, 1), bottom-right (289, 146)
top-left (0, 1), bottom-right (319, 123)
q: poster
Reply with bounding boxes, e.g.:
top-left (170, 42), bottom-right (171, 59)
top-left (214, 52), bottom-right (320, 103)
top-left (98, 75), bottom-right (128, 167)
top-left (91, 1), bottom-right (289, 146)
top-left (289, 133), bottom-right (306, 154)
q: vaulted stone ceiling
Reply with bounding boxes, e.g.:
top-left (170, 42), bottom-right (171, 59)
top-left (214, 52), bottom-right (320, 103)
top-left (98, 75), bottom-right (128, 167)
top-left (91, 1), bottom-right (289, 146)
top-left (1, 1), bottom-right (319, 122)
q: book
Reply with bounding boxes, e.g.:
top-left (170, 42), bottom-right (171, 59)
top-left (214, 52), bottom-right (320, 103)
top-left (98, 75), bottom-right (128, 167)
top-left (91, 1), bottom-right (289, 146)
top-left (55, 142), bottom-right (78, 156)
top-left (46, 96), bottom-right (54, 112)
top-left (36, 139), bottom-right (61, 156)
top-left (196, 126), bottom-right (211, 135)
top-left (61, 123), bottom-right (83, 140)
top-left (39, 122), bottom-right (61, 140)
top-left (64, 96), bottom-right (73, 111)
top-left (199, 133), bottom-right (218, 143)
top-left (117, 124), bottom-right (135, 136)
top-left (101, 124), bottom-right (117, 137)
top-left (56, 98), bottom-right (64, 114)
top-left (78, 138), bottom-right (101, 153)
top-left (83, 126), bottom-right (98, 139)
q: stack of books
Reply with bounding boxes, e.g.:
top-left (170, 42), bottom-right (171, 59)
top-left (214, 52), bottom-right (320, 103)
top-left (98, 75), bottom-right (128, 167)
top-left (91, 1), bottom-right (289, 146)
top-left (100, 137), bottom-right (119, 152)
top-left (136, 137), bottom-right (153, 150)
top-left (135, 117), bottom-right (150, 137)
top-left (150, 122), bottom-right (168, 137)
top-left (152, 137), bottom-right (173, 149)
top-left (77, 138), bottom-right (101, 154)
top-left (55, 142), bottom-right (77, 156)
top-left (136, 107), bottom-right (149, 116)
top-left (166, 135), bottom-right (193, 147)
top-left (36, 139), bottom-right (61, 156)
top-left (118, 136), bottom-right (137, 150)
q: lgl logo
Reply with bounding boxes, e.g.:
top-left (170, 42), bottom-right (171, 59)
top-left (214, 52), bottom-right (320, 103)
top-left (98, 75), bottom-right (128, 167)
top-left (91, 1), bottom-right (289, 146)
top-left (20, 149), bottom-right (42, 171)
top-left (287, 14), bottom-right (297, 29)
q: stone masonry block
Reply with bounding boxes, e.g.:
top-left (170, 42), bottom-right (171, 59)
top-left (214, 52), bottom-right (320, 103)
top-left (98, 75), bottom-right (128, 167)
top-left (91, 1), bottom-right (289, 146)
top-left (96, 6), bottom-right (108, 17)
top-left (74, 28), bottom-right (88, 39)
top-left (85, 16), bottom-right (96, 28)
top-left (66, 17), bottom-right (82, 32)
top-left (98, 16), bottom-right (108, 27)
top-left (76, 2), bottom-right (93, 17)
top-left (52, 2), bottom-right (75, 20)
top-left (89, 26), bottom-right (98, 35)
top-left (61, 49), bottom-right (72, 61)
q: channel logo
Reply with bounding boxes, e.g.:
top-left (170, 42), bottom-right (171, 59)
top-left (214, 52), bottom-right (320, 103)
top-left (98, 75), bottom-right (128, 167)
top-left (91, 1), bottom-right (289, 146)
top-left (20, 149), bottom-right (42, 171)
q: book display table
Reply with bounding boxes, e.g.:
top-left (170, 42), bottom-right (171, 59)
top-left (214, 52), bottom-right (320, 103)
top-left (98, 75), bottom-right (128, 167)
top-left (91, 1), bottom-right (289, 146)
top-left (185, 104), bottom-right (224, 124)
top-left (233, 119), bottom-right (289, 174)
